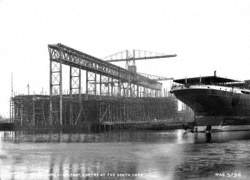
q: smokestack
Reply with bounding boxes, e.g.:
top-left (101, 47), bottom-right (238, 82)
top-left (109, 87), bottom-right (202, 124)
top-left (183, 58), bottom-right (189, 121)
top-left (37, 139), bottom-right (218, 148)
top-left (214, 70), bottom-right (217, 77)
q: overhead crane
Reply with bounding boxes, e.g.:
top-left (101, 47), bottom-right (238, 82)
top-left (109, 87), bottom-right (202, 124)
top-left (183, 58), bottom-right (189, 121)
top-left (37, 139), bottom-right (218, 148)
top-left (104, 49), bottom-right (176, 78)
top-left (47, 44), bottom-right (177, 125)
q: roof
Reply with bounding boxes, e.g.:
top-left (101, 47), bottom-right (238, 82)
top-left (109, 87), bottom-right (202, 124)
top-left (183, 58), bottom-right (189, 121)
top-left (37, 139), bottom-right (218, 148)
top-left (173, 76), bottom-right (239, 85)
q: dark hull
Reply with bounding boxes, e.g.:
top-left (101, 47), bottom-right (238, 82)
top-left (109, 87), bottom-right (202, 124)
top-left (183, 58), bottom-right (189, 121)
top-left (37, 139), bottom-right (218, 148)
top-left (173, 88), bottom-right (250, 126)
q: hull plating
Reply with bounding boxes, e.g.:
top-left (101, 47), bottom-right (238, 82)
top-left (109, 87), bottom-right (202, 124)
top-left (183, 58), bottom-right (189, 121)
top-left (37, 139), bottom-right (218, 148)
top-left (172, 88), bottom-right (250, 125)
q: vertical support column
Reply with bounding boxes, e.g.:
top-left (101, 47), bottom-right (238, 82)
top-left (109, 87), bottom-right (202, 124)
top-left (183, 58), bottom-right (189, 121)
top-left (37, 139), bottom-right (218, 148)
top-left (79, 68), bottom-right (82, 123)
top-left (86, 71), bottom-right (97, 95)
top-left (59, 56), bottom-right (63, 126)
top-left (49, 47), bottom-right (63, 127)
top-left (20, 103), bottom-right (23, 127)
top-left (9, 100), bottom-right (12, 123)
top-left (14, 102), bottom-right (16, 125)
top-left (32, 98), bottom-right (35, 127)
top-left (100, 75), bottom-right (102, 96)
top-left (94, 73), bottom-right (97, 95)
top-left (86, 71), bottom-right (88, 95)
top-left (49, 55), bottom-right (53, 126)
top-left (69, 66), bottom-right (73, 126)
top-left (9, 99), bottom-right (14, 123)
top-left (123, 83), bottom-right (126, 97)
top-left (79, 69), bottom-right (81, 97)
top-left (111, 78), bottom-right (114, 96)
top-left (136, 85), bottom-right (140, 97)
top-left (107, 77), bottom-right (110, 96)
top-left (129, 83), bottom-right (132, 97)
top-left (118, 81), bottom-right (121, 96)
top-left (70, 67), bottom-right (82, 125)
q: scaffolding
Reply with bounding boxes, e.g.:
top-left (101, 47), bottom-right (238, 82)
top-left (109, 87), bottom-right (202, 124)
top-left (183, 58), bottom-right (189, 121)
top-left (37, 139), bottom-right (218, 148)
top-left (12, 95), bottom-right (178, 129)
top-left (11, 43), bottom-right (179, 130)
top-left (48, 44), bottom-right (164, 126)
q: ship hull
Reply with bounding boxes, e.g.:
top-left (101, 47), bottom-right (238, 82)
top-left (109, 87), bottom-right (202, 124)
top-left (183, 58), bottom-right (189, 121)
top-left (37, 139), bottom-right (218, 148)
top-left (172, 88), bottom-right (250, 126)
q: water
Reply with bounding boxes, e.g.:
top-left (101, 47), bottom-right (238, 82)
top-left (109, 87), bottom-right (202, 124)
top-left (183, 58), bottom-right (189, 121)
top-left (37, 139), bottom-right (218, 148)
top-left (0, 130), bottom-right (250, 180)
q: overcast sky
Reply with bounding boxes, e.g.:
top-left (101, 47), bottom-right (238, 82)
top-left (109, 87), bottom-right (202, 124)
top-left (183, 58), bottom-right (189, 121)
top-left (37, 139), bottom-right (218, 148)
top-left (1, 0), bottom-right (250, 117)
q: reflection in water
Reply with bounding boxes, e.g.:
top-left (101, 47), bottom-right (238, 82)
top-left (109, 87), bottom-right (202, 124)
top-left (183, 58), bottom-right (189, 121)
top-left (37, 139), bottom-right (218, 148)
top-left (49, 157), bottom-right (54, 180)
top-left (46, 156), bottom-right (139, 180)
top-left (205, 133), bottom-right (212, 143)
top-left (0, 130), bottom-right (250, 179)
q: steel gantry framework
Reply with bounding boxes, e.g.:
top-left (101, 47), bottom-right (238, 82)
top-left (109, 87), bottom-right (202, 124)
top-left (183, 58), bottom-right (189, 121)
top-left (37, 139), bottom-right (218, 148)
top-left (48, 43), bottom-right (164, 126)
top-left (104, 49), bottom-right (176, 73)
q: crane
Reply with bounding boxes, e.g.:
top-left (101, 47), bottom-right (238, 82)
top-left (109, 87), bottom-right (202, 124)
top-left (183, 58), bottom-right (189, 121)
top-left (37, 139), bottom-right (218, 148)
top-left (104, 49), bottom-right (176, 73)
top-left (104, 49), bottom-right (176, 84)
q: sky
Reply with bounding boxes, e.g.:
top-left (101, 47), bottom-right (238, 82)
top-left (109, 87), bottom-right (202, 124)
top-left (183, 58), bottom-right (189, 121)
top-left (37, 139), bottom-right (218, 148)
top-left (1, 0), bottom-right (250, 117)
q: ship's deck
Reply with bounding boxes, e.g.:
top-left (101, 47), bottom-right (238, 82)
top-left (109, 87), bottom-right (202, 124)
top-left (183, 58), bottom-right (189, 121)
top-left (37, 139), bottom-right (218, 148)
top-left (174, 75), bottom-right (238, 85)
